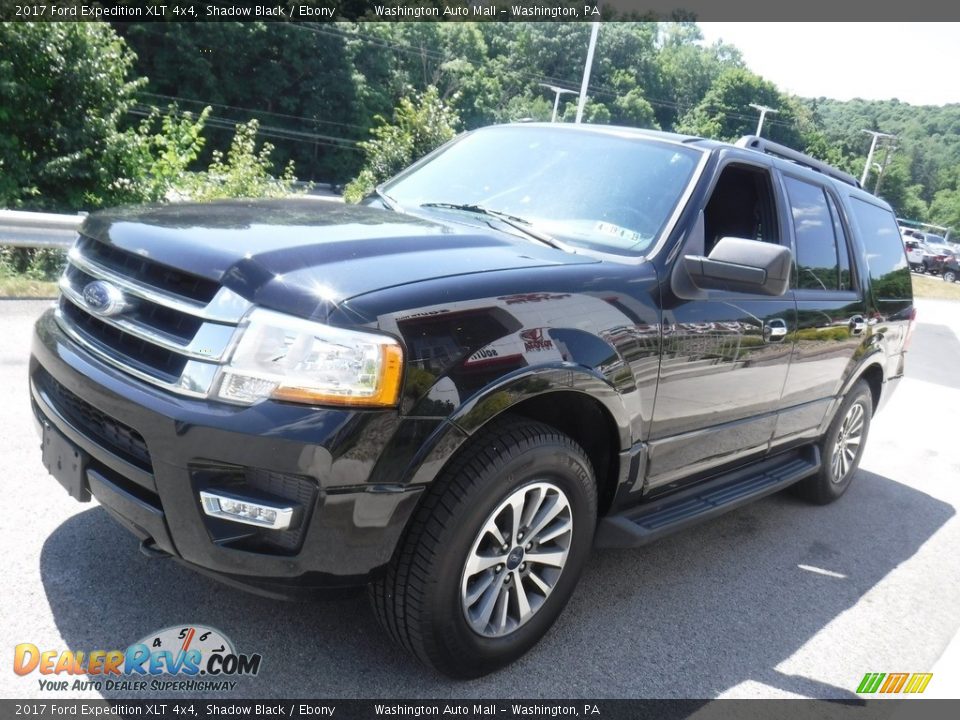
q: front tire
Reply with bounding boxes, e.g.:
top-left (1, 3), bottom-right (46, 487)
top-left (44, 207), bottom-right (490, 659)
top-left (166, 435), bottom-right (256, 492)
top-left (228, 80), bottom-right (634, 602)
top-left (369, 417), bottom-right (596, 678)
top-left (945, 270), bottom-right (957, 283)
top-left (794, 381), bottom-right (872, 505)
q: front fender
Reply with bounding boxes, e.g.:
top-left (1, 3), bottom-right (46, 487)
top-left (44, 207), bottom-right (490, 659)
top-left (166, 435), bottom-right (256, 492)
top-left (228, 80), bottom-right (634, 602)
top-left (451, 363), bottom-right (633, 443)
top-left (403, 363), bottom-right (634, 489)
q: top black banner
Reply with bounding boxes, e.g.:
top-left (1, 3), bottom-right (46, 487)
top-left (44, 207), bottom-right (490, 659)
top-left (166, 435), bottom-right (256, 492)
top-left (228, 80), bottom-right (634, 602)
top-left (1, 0), bottom-right (955, 22)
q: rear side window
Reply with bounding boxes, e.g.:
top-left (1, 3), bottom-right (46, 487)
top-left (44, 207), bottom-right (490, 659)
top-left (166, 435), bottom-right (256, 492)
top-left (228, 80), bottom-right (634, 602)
top-left (784, 176), bottom-right (843, 291)
top-left (849, 198), bottom-right (911, 300)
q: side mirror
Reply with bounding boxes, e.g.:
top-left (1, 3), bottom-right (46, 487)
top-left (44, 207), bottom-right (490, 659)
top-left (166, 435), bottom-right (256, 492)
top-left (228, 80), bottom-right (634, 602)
top-left (683, 236), bottom-right (792, 297)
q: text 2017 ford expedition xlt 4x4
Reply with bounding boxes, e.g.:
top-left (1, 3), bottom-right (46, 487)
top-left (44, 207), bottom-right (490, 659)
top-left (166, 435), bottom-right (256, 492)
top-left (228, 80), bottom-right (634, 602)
top-left (30, 125), bottom-right (914, 678)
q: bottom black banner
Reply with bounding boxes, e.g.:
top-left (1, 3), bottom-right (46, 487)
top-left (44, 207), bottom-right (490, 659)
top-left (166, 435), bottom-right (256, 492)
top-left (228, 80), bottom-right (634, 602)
top-left (2, 699), bottom-right (959, 720)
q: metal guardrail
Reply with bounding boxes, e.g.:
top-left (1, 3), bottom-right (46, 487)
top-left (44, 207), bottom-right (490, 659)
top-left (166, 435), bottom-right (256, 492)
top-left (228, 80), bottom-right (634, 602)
top-left (0, 209), bottom-right (82, 249)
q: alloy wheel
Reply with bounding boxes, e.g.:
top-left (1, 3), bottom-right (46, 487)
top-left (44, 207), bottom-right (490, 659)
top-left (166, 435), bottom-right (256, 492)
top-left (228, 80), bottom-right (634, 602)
top-left (831, 402), bottom-right (865, 483)
top-left (460, 481), bottom-right (573, 638)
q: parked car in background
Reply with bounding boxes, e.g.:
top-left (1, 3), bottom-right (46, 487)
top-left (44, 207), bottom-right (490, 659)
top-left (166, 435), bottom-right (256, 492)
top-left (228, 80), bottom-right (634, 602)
top-left (905, 239), bottom-right (956, 274)
top-left (905, 239), bottom-right (930, 272)
top-left (924, 245), bottom-right (958, 275)
top-left (942, 255), bottom-right (960, 283)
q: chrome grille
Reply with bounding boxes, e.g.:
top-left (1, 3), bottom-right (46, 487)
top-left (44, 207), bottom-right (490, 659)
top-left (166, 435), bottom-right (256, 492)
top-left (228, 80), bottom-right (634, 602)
top-left (56, 235), bottom-right (251, 397)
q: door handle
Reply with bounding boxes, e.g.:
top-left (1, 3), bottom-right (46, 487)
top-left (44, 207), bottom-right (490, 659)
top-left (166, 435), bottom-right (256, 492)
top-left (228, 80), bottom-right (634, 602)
top-left (849, 315), bottom-right (867, 335)
top-left (764, 319), bottom-right (788, 342)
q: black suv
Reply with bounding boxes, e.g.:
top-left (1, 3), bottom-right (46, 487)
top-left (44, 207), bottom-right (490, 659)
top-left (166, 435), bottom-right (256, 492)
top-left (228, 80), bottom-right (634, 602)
top-left (30, 125), bottom-right (914, 678)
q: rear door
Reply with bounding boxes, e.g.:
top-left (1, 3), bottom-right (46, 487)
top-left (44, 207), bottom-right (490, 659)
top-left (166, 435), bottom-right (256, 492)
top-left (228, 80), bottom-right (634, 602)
top-left (773, 173), bottom-right (868, 448)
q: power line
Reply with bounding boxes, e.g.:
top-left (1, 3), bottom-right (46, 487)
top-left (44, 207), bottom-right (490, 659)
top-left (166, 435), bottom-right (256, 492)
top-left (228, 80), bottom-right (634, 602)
top-left (137, 91), bottom-right (369, 134)
top-left (129, 104), bottom-right (362, 152)
top-left (139, 20), bottom-right (800, 138)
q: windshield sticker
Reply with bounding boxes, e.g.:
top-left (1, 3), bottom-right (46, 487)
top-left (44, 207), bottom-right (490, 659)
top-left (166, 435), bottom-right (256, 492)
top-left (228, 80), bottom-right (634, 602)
top-left (595, 221), bottom-right (644, 245)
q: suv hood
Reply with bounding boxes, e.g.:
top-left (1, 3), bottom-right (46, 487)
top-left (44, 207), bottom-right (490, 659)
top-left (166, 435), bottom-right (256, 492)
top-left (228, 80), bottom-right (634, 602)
top-left (82, 199), bottom-right (599, 320)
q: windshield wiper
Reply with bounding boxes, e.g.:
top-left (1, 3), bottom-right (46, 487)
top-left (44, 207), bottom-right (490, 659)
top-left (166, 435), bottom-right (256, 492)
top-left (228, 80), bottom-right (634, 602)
top-left (419, 202), bottom-right (571, 252)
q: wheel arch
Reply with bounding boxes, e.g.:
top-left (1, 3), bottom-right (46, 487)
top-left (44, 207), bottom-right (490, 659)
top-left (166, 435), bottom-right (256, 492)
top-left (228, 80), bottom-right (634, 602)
top-left (405, 365), bottom-right (634, 516)
top-left (857, 362), bottom-right (884, 413)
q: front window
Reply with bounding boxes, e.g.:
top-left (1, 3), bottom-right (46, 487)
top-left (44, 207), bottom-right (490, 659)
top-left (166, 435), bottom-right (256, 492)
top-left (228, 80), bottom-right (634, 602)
top-left (382, 126), bottom-right (704, 256)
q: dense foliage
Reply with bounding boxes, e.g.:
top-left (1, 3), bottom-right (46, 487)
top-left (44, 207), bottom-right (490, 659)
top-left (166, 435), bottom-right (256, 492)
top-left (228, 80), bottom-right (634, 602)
top-left (0, 23), bottom-right (145, 211)
top-left (809, 99), bottom-right (960, 227)
top-left (343, 86), bottom-right (460, 202)
top-left (3, 21), bottom-right (960, 233)
top-left (114, 22), bottom-right (749, 186)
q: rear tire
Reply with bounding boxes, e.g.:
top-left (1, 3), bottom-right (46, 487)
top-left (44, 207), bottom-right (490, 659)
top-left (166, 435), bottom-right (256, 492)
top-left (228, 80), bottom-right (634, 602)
top-left (369, 417), bottom-right (597, 678)
top-left (793, 381), bottom-right (872, 505)
top-left (945, 270), bottom-right (957, 283)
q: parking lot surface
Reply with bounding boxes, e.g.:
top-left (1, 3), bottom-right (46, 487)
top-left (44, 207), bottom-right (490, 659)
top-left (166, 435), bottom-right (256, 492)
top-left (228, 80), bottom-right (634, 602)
top-left (2, 297), bottom-right (958, 699)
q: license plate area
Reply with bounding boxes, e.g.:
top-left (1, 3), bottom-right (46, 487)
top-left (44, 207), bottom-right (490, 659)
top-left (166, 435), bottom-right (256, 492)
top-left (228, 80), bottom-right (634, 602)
top-left (41, 421), bottom-right (91, 502)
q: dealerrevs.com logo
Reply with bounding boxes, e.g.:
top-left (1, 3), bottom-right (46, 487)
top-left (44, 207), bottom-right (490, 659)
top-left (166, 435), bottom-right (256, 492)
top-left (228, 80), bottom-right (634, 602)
top-left (14, 625), bottom-right (262, 693)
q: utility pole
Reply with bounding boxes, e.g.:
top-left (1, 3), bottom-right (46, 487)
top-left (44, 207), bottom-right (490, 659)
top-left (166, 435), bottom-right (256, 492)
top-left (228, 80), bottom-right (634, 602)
top-left (861, 130), bottom-right (895, 187)
top-left (539, 84), bottom-right (578, 123)
top-left (575, 22), bottom-right (600, 124)
top-left (749, 103), bottom-right (778, 136)
top-left (874, 143), bottom-right (898, 195)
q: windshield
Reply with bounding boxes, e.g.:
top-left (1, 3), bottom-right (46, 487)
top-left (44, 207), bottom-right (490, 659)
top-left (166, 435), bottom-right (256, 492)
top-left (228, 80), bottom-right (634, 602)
top-left (382, 126), bottom-right (703, 256)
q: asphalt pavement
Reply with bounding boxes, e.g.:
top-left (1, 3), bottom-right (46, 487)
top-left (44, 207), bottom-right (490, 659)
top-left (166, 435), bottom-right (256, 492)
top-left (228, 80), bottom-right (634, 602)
top-left (1, 297), bottom-right (958, 700)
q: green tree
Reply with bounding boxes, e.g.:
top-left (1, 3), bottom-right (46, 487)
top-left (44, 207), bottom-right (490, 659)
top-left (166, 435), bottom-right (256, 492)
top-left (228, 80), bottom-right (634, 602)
top-left (181, 119), bottom-right (301, 202)
top-left (103, 106), bottom-right (210, 204)
top-left (0, 23), bottom-right (145, 210)
top-left (117, 21), bottom-right (365, 183)
top-left (676, 67), bottom-right (802, 147)
top-left (609, 87), bottom-right (659, 128)
top-left (561, 98), bottom-right (612, 124)
top-left (929, 187), bottom-right (960, 231)
top-left (654, 23), bottom-right (743, 128)
top-left (872, 156), bottom-right (928, 220)
top-left (344, 87), bottom-right (460, 203)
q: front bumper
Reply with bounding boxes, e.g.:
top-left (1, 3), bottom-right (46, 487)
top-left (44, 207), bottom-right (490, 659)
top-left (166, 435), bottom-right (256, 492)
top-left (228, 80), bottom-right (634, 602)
top-left (30, 309), bottom-right (439, 598)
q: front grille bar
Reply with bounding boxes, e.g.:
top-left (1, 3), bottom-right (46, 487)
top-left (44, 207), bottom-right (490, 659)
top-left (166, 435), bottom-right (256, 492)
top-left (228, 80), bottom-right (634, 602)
top-left (54, 309), bottom-right (219, 398)
top-left (68, 247), bottom-right (250, 323)
top-left (59, 276), bottom-right (235, 361)
top-left (56, 237), bottom-right (251, 399)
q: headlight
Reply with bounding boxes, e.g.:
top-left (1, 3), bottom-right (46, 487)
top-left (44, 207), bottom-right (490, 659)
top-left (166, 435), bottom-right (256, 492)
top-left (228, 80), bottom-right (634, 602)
top-left (216, 308), bottom-right (403, 407)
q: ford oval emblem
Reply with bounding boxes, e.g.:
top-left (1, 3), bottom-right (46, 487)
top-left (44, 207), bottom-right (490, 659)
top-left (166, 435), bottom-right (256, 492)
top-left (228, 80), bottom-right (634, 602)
top-left (82, 280), bottom-right (128, 317)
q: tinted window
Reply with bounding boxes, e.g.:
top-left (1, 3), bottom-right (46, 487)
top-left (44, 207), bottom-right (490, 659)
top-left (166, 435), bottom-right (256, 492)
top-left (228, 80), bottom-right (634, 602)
top-left (785, 177), bottom-right (841, 290)
top-left (826, 193), bottom-right (853, 290)
top-left (849, 197), bottom-right (911, 300)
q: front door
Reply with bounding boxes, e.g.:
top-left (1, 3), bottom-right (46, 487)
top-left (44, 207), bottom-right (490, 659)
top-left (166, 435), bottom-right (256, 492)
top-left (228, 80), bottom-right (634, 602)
top-left (646, 160), bottom-right (796, 492)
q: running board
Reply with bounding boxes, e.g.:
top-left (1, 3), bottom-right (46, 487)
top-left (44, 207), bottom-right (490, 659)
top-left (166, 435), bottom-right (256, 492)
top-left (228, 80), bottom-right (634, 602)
top-left (595, 446), bottom-right (820, 548)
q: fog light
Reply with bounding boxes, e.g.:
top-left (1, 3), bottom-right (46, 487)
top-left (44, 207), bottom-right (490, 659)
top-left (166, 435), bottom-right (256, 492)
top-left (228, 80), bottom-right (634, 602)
top-left (200, 490), bottom-right (297, 530)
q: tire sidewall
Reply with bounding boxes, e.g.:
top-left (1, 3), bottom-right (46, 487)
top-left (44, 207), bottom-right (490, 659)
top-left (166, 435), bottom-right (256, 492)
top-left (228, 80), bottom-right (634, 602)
top-left (426, 438), bottom-right (596, 676)
top-left (821, 384), bottom-right (872, 499)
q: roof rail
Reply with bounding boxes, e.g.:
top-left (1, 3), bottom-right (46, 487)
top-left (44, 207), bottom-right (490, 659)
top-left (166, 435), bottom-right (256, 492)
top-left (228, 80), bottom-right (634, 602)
top-left (735, 136), bottom-right (862, 189)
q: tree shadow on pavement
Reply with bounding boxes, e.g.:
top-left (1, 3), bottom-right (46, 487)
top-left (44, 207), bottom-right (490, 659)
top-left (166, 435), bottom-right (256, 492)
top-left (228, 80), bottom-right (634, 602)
top-left (39, 469), bottom-right (953, 699)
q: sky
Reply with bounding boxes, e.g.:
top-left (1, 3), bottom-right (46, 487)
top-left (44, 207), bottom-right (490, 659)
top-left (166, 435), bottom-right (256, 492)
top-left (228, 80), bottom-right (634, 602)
top-left (697, 23), bottom-right (960, 107)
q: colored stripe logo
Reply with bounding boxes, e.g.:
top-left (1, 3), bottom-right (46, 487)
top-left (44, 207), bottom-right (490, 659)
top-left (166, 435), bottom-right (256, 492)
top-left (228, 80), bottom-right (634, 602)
top-left (856, 672), bottom-right (933, 694)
